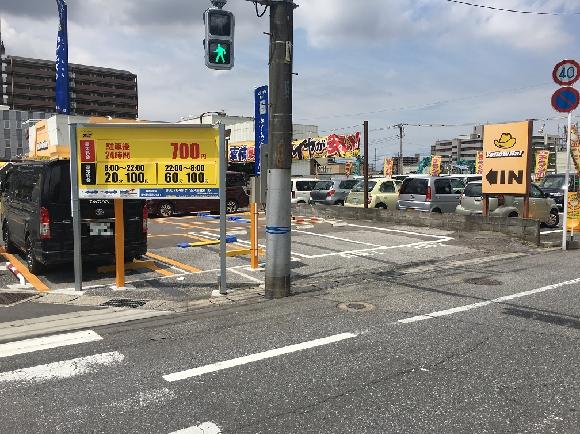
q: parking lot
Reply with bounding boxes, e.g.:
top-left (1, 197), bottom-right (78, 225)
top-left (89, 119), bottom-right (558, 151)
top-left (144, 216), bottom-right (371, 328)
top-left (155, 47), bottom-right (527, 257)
top-left (0, 206), bottom-right (553, 306)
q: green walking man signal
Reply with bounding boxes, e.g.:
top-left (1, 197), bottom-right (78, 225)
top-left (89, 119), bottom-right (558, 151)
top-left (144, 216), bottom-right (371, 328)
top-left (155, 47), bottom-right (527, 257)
top-left (214, 43), bottom-right (227, 63)
top-left (204, 8), bottom-right (235, 70)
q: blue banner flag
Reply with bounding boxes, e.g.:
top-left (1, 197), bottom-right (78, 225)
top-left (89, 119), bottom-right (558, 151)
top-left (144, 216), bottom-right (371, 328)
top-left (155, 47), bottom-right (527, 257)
top-left (254, 86), bottom-right (268, 176)
top-left (55, 0), bottom-right (70, 114)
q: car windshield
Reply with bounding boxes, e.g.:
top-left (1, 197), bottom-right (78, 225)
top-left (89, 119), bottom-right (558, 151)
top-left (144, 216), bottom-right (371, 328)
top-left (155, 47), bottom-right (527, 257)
top-left (313, 181), bottom-right (333, 190)
top-left (541, 176), bottom-right (565, 189)
top-left (351, 181), bottom-right (376, 192)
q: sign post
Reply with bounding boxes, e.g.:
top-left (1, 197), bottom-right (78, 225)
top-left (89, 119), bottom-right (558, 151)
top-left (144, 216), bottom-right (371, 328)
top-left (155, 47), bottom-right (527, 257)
top-left (71, 123), bottom-right (224, 290)
top-left (551, 59), bottom-right (580, 250)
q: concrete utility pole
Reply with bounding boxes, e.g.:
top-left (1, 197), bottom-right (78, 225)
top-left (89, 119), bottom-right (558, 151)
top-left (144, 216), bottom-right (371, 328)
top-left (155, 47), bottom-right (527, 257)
top-left (363, 121), bottom-right (369, 208)
top-left (397, 124), bottom-right (404, 175)
top-left (264, 0), bottom-right (296, 298)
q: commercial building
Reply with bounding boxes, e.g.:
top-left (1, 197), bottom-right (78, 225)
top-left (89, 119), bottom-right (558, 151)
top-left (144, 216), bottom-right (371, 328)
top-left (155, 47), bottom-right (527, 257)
top-left (1, 41), bottom-right (138, 119)
top-left (0, 106), bottom-right (49, 160)
top-left (392, 154), bottom-right (421, 175)
top-left (432, 125), bottom-right (562, 173)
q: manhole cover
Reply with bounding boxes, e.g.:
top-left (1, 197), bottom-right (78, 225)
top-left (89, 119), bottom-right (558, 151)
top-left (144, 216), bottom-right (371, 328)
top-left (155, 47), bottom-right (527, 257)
top-left (338, 302), bottom-right (375, 312)
top-left (464, 277), bottom-right (503, 286)
top-left (0, 292), bottom-right (35, 306)
top-left (101, 298), bottom-right (148, 308)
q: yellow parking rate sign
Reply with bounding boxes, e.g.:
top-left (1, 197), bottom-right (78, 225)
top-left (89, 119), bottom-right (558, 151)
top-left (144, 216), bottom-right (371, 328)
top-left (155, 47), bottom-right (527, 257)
top-left (76, 124), bottom-right (221, 199)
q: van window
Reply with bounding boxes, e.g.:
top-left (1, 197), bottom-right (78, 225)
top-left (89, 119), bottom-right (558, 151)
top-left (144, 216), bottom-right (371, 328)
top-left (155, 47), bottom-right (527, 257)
top-left (352, 180), bottom-right (376, 192)
top-left (450, 178), bottom-right (464, 191)
top-left (379, 181), bottom-right (395, 193)
top-left (313, 181), bottom-right (333, 191)
top-left (13, 169), bottom-right (40, 202)
top-left (296, 181), bottom-right (317, 191)
top-left (47, 164), bottom-right (71, 205)
top-left (339, 180), bottom-right (358, 190)
top-left (540, 175), bottom-right (564, 189)
top-left (464, 183), bottom-right (482, 197)
top-left (434, 179), bottom-right (452, 194)
top-left (530, 185), bottom-right (545, 198)
top-left (400, 178), bottom-right (428, 195)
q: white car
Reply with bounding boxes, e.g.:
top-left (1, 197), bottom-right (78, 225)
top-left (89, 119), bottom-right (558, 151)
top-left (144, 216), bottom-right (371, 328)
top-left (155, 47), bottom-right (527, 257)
top-left (291, 178), bottom-right (318, 204)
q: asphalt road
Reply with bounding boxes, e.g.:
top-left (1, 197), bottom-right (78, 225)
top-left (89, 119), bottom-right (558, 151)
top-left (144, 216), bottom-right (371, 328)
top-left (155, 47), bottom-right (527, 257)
top-left (1, 248), bottom-right (579, 433)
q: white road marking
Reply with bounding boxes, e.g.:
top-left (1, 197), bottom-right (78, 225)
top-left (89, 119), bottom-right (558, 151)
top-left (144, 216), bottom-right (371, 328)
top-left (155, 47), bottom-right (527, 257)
top-left (0, 330), bottom-right (103, 359)
top-left (169, 422), bottom-right (221, 434)
top-left (293, 230), bottom-right (383, 247)
top-left (346, 223), bottom-right (451, 240)
top-left (311, 239), bottom-right (452, 259)
top-left (163, 332), bottom-right (357, 382)
top-left (0, 351), bottom-right (124, 385)
top-left (541, 229), bottom-right (563, 234)
top-left (398, 276), bottom-right (580, 324)
top-left (229, 267), bottom-right (263, 284)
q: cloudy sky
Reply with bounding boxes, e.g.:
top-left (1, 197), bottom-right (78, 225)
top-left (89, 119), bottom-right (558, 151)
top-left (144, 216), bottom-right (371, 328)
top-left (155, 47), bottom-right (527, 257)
top-left (1, 0), bottom-right (579, 161)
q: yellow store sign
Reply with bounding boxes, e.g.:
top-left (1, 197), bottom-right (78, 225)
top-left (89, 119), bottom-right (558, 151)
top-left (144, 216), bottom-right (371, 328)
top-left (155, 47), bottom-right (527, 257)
top-left (482, 121), bottom-right (532, 195)
top-left (75, 124), bottom-right (221, 199)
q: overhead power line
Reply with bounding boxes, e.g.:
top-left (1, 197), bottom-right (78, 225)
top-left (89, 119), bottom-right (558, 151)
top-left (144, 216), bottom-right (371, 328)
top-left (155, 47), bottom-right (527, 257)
top-left (444, 0), bottom-right (580, 16)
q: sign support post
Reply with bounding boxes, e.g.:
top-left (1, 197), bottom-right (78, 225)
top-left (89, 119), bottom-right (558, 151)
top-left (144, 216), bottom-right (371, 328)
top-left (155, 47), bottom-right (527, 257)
top-left (563, 112), bottom-right (572, 251)
top-left (69, 121), bottom-right (83, 292)
top-left (114, 199), bottom-right (125, 288)
top-left (219, 123), bottom-right (227, 295)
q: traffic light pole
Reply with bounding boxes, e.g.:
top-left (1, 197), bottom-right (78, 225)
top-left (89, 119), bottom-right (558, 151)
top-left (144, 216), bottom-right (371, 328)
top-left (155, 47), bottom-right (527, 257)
top-left (265, 0), bottom-right (296, 299)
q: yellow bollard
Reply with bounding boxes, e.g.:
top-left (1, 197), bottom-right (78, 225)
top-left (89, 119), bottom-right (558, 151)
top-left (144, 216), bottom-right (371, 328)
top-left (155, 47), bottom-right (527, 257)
top-left (250, 202), bottom-right (259, 269)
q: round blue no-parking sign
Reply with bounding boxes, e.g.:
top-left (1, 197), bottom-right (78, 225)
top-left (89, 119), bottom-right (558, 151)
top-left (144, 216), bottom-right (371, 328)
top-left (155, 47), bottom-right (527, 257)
top-left (551, 87), bottom-right (580, 113)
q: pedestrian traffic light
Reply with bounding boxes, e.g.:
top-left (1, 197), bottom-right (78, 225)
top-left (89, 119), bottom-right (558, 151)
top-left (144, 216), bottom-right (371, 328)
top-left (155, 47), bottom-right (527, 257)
top-left (204, 8), bottom-right (235, 70)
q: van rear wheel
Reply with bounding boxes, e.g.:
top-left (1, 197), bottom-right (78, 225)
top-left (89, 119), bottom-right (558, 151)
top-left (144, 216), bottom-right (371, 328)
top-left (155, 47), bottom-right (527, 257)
top-left (226, 200), bottom-right (239, 214)
top-left (25, 236), bottom-right (43, 275)
top-left (546, 210), bottom-right (559, 228)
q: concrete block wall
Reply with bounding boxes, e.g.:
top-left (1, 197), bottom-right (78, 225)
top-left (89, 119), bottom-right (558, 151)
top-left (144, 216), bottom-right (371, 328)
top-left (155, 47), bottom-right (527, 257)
top-left (293, 204), bottom-right (541, 246)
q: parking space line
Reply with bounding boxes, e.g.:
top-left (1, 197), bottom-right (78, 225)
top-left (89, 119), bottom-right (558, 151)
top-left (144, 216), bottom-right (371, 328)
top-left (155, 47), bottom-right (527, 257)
top-left (163, 332), bottom-right (357, 382)
top-left (0, 249), bottom-right (50, 292)
top-left (145, 252), bottom-right (202, 274)
top-left (144, 262), bottom-right (175, 277)
top-left (0, 330), bottom-right (103, 359)
top-left (345, 223), bottom-right (451, 240)
top-left (541, 229), bottom-right (563, 235)
top-left (229, 267), bottom-right (263, 284)
top-left (293, 230), bottom-right (383, 247)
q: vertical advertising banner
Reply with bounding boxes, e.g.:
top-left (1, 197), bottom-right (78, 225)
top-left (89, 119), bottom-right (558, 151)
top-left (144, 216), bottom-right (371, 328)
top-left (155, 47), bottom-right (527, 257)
top-left (383, 158), bottom-right (394, 177)
top-left (430, 155), bottom-right (442, 176)
top-left (55, 0), bottom-right (69, 114)
top-left (254, 86), bottom-right (268, 176)
top-left (570, 124), bottom-right (580, 176)
top-left (534, 150), bottom-right (550, 181)
top-left (475, 151), bottom-right (484, 175)
top-left (567, 192), bottom-right (580, 231)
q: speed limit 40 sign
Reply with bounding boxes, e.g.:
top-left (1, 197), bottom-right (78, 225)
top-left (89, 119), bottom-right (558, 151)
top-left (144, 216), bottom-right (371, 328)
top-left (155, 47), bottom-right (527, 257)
top-left (553, 59), bottom-right (580, 86)
top-left (74, 124), bottom-right (222, 199)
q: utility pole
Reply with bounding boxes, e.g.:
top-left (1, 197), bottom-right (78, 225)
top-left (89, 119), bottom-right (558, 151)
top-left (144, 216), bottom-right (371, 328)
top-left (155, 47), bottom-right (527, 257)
top-left (363, 121), bottom-right (369, 208)
top-left (374, 148), bottom-right (377, 173)
top-left (264, 0), bottom-right (296, 299)
top-left (397, 124), bottom-right (405, 175)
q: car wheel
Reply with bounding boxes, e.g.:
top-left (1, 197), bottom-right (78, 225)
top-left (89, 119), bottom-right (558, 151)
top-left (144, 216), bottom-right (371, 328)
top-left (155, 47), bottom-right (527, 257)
top-left (226, 200), bottom-right (238, 214)
top-left (3, 224), bottom-right (16, 254)
top-left (158, 202), bottom-right (174, 218)
top-left (375, 203), bottom-right (387, 209)
top-left (508, 212), bottom-right (518, 218)
top-left (297, 200), bottom-right (306, 204)
top-left (546, 210), bottom-right (559, 228)
top-left (25, 236), bottom-right (43, 274)
top-left (336, 201), bottom-right (344, 206)
top-left (432, 208), bottom-right (442, 213)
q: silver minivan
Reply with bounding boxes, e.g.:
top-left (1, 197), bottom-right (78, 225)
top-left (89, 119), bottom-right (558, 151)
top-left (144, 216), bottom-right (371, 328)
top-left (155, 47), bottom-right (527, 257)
top-left (397, 175), bottom-right (464, 213)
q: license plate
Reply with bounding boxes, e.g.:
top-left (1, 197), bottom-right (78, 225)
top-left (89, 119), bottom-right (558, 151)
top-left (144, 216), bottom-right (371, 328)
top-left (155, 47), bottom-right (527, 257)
top-left (89, 222), bottom-right (113, 236)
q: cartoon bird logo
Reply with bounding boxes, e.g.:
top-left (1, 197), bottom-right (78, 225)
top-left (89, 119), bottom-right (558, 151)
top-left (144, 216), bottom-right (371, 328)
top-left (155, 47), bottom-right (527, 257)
top-left (494, 133), bottom-right (517, 149)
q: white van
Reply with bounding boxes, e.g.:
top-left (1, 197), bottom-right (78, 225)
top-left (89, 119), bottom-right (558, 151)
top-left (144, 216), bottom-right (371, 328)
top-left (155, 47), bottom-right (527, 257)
top-left (291, 178), bottom-right (318, 204)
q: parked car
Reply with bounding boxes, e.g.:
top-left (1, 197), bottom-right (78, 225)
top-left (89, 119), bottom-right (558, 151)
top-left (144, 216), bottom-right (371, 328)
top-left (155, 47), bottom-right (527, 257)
top-left (537, 173), bottom-right (580, 211)
top-left (455, 181), bottom-right (559, 227)
top-left (291, 178), bottom-right (318, 204)
top-left (445, 174), bottom-right (482, 187)
top-left (397, 175), bottom-right (463, 213)
top-left (148, 171), bottom-right (249, 217)
top-left (309, 179), bottom-right (359, 206)
top-left (345, 178), bottom-right (401, 209)
top-left (1, 160), bottom-right (148, 273)
top-left (392, 175), bottom-right (408, 182)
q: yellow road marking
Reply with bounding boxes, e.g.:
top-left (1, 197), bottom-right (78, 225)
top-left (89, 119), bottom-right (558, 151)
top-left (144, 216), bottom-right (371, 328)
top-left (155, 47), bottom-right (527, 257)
top-left (226, 248), bottom-right (265, 257)
top-left (97, 260), bottom-right (156, 274)
top-left (145, 252), bottom-right (202, 273)
top-left (0, 248), bottom-right (50, 293)
top-left (144, 262), bottom-right (175, 277)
